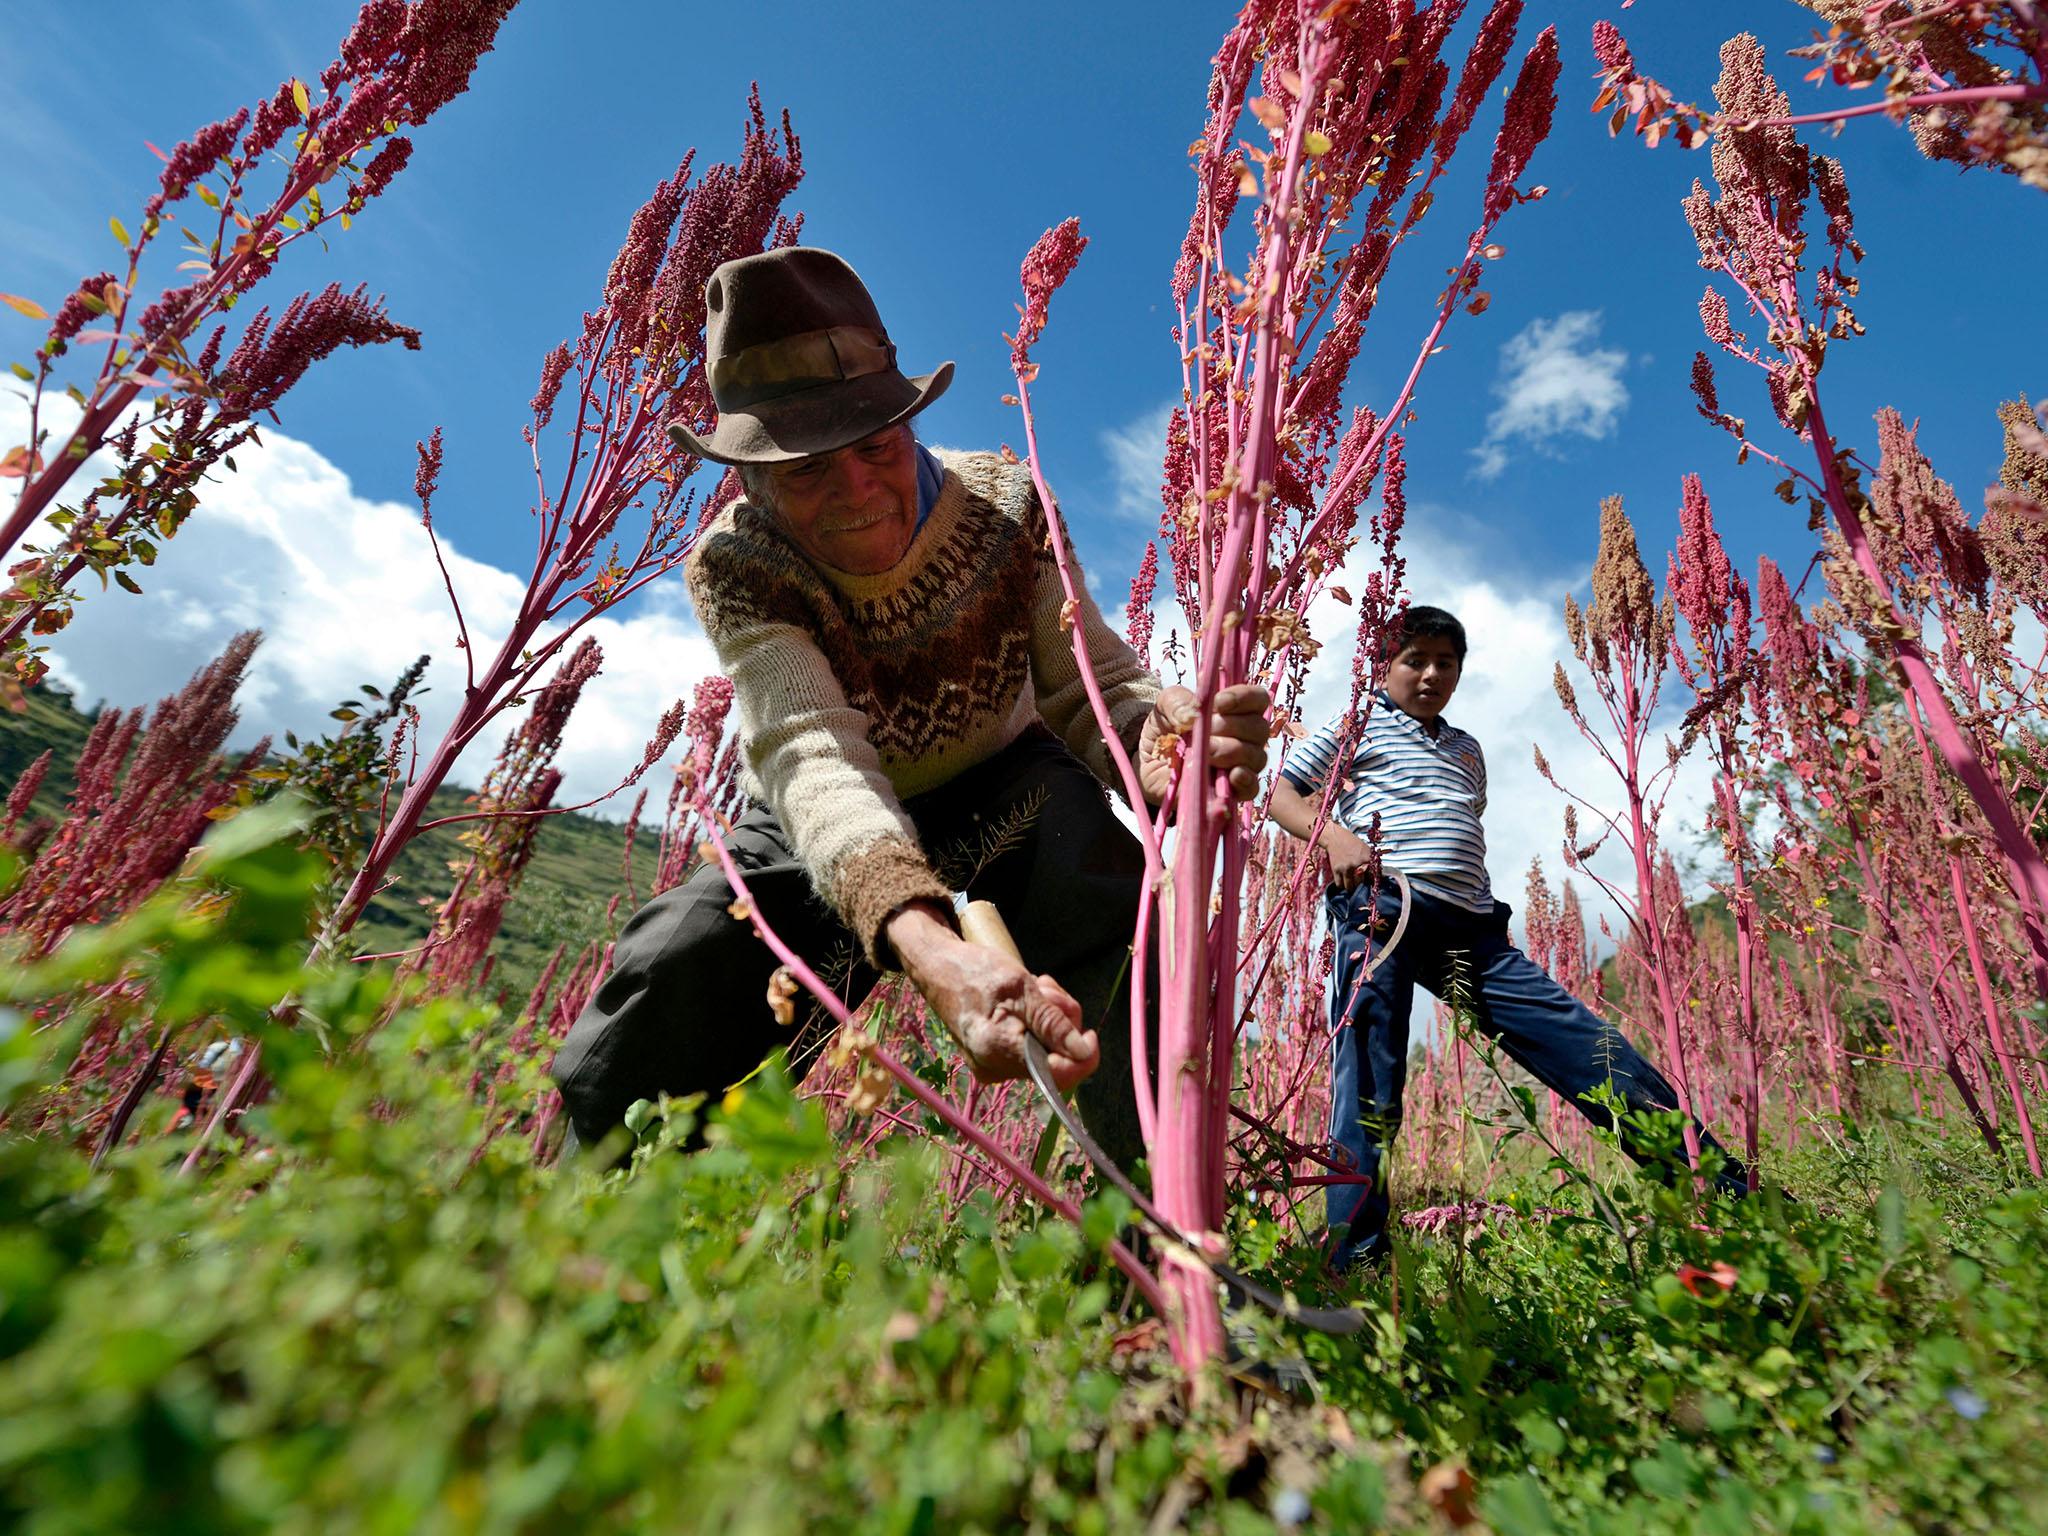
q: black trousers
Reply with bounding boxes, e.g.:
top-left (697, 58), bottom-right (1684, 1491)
top-left (550, 727), bottom-right (1151, 1165)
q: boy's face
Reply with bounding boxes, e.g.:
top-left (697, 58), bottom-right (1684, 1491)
top-left (1384, 634), bottom-right (1463, 723)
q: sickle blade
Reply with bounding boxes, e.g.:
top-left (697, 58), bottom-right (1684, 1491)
top-left (1021, 1036), bottom-right (1366, 1337)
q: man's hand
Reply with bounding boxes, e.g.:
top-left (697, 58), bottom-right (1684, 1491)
top-left (883, 902), bottom-right (1099, 1091)
top-left (1138, 682), bottom-right (1272, 807)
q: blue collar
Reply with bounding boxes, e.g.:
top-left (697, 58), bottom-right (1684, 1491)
top-left (914, 441), bottom-right (944, 531)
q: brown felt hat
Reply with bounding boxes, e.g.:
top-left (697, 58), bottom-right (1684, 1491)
top-left (668, 247), bottom-right (953, 466)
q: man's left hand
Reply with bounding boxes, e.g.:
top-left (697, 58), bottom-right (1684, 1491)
top-left (1138, 682), bottom-right (1271, 807)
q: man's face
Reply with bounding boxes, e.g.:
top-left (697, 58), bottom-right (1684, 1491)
top-left (761, 424), bottom-right (920, 576)
top-left (1384, 634), bottom-right (1463, 724)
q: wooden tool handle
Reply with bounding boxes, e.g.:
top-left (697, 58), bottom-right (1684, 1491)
top-left (957, 899), bottom-right (1024, 963)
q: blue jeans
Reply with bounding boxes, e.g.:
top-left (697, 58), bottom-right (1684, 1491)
top-left (1323, 880), bottom-right (1746, 1268)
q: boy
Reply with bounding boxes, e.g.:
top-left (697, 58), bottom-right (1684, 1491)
top-left (1267, 605), bottom-right (1745, 1269)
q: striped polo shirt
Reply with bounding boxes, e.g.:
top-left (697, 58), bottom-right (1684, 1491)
top-left (1279, 690), bottom-right (1494, 913)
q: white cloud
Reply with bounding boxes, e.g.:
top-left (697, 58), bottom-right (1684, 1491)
top-left (1099, 403), bottom-right (1176, 522)
top-left (6, 388), bottom-right (1719, 972)
top-left (1290, 505), bottom-right (1717, 956)
top-left (4, 397), bottom-right (718, 820)
top-left (1112, 503), bottom-right (1718, 964)
top-left (1471, 311), bottom-right (1629, 482)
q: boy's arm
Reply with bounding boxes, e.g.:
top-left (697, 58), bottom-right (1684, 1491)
top-left (1267, 774), bottom-right (1325, 843)
top-left (1268, 775), bottom-right (1376, 889)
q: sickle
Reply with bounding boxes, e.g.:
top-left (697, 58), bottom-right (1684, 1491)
top-left (959, 898), bottom-right (1367, 1337)
top-left (1019, 1034), bottom-right (1368, 1335)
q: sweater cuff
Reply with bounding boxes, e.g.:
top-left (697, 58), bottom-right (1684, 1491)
top-left (833, 837), bottom-right (955, 970)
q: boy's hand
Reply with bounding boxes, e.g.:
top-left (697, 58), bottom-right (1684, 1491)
top-left (1139, 683), bottom-right (1272, 806)
top-left (1321, 823), bottom-right (1375, 889)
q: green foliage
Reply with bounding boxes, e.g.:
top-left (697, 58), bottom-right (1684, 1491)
top-left (0, 813), bottom-right (1397, 1534)
top-left (1289, 1125), bottom-right (2048, 1535)
top-left (1, 801), bottom-right (2045, 1533)
top-left (255, 656), bottom-right (430, 877)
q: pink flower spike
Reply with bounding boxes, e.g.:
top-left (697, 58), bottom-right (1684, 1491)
top-left (1012, 217), bottom-right (1087, 370)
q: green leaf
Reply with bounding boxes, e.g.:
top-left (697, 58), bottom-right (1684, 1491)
top-left (1515, 1410), bottom-right (1565, 1457)
top-left (1479, 1476), bottom-right (1560, 1536)
top-left (1631, 1444), bottom-right (1700, 1501)
top-left (110, 216), bottom-right (131, 247)
top-left (1452, 1344), bottom-right (1495, 1390)
top-left (1702, 1390), bottom-right (1744, 1428)
top-left (1878, 1185), bottom-right (1905, 1255)
top-left (1750, 1349), bottom-right (1796, 1390)
top-left (114, 570), bottom-right (143, 595)
top-left (189, 793), bottom-right (316, 870)
top-left (9, 362), bottom-right (33, 381)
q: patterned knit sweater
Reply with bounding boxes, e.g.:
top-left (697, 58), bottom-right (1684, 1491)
top-left (684, 448), bottom-right (1160, 966)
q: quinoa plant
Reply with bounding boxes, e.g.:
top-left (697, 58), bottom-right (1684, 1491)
top-left (1004, 0), bottom-right (1563, 1370)
top-left (0, 0), bottom-right (519, 700)
top-left (1591, 4), bottom-right (2046, 185)
top-left (322, 93), bottom-right (803, 948)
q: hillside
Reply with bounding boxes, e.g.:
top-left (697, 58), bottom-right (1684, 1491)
top-left (0, 685), bottom-right (96, 813)
top-left (0, 681), bottom-right (660, 1008)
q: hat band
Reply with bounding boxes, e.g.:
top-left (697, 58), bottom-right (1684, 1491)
top-left (712, 324), bottom-right (898, 411)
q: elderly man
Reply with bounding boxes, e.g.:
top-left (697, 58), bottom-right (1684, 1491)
top-left (551, 247), bottom-right (1269, 1162)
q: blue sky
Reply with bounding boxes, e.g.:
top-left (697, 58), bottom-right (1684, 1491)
top-left (4, 0), bottom-right (2044, 916)
top-left (11, 1), bottom-right (2039, 589)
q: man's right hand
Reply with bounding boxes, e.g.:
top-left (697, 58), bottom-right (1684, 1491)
top-left (1320, 824), bottom-right (1377, 890)
top-left (883, 902), bottom-right (1100, 1092)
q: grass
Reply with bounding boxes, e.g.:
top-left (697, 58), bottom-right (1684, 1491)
top-left (3, 726), bottom-right (2045, 1534)
top-left (5, 1027), bottom-right (2041, 1533)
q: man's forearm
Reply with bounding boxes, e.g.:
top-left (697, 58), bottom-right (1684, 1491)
top-left (882, 898), bottom-right (959, 977)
